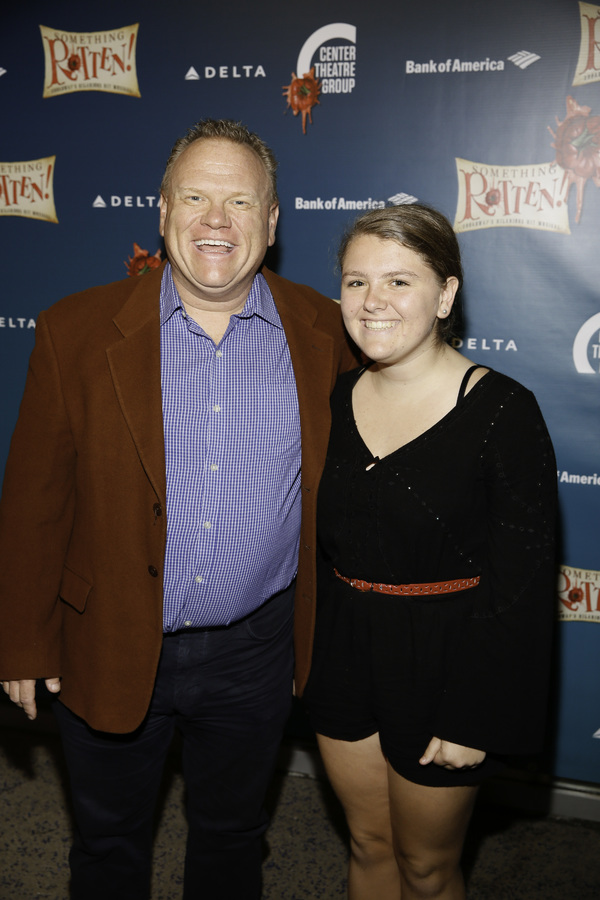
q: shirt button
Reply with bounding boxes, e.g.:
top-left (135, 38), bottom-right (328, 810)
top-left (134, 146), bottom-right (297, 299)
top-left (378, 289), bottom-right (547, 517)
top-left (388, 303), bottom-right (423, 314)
top-left (210, 464), bottom-right (218, 472)
top-left (216, 350), bottom-right (223, 358)
top-left (212, 404), bottom-right (221, 412)
top-left (203, 521), bottom-right (212, 529)
top-left (184, 620), bottom-right (192, 627)
top-left (195, 575), bottom-right (203, 583)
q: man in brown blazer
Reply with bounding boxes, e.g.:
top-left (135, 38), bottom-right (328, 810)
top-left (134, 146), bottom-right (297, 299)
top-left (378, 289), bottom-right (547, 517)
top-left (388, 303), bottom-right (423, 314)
top-left (0, 120), bottom-right (354, 899)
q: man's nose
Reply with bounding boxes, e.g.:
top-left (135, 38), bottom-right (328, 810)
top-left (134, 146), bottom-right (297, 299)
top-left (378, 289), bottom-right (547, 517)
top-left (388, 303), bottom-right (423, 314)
top-left (202, 202), bottom-right (230, 229)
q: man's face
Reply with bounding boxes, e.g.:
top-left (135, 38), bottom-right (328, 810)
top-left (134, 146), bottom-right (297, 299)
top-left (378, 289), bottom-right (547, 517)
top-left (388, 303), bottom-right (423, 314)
top-left (159, 138), bottom-right (279, 312)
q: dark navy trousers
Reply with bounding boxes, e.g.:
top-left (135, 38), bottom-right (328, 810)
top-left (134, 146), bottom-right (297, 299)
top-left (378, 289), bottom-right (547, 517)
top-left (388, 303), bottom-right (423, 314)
top-left (53, 584), bottom-right (295, 900)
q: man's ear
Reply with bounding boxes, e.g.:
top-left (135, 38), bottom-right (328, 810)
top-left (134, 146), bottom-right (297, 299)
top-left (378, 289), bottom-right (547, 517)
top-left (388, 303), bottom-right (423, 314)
top-left (158, 193), bottom-right (167, 237)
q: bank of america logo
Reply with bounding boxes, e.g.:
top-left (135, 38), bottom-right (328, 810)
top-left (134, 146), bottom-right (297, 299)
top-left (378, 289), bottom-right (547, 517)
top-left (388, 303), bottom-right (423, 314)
top-left (508, 51), bottom-right (541, 69)
top-left (388, 193), bottom-right (418, 206)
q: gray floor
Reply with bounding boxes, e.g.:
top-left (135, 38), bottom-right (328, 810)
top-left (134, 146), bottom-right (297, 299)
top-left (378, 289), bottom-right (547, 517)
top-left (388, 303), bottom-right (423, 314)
top-left (2, 725), bottom-right (600, 899)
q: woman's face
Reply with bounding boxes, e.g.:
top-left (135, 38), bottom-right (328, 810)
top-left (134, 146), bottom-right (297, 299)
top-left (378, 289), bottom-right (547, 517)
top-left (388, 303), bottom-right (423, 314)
top-left (340, 234), bottom-right (458, 368)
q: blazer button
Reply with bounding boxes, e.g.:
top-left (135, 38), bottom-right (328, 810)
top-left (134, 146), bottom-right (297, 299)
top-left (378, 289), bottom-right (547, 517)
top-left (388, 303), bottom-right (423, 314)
top-left (148, 565), bottom-right (159, 577)
top-left (153, 503), bottom-right (162, 516)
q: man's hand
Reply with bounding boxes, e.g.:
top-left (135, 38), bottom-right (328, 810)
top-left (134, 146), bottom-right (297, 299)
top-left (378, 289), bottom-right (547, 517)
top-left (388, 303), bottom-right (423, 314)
top-left (1, 677), bottom-right (61, 720)
top-left (419, 736), bottom-right (486, 770)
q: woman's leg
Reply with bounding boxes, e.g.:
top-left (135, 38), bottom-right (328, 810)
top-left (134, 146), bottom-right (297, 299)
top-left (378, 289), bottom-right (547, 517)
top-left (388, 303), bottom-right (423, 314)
top-left (387, 764), bottom-right (478, 899)
top-left (317, 732), bottom-right (478, 900)
top-left (317, 732), bottom-right (401, 900)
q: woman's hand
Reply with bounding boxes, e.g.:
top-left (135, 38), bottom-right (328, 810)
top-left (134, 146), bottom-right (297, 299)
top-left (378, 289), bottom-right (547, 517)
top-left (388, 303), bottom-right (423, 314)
top-left (419, 736), bottom-right (486, 770)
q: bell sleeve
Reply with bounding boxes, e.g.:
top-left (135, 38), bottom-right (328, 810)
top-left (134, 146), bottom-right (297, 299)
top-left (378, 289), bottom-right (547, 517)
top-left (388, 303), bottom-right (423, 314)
top-left (431, 385), bottom-right (558, 755)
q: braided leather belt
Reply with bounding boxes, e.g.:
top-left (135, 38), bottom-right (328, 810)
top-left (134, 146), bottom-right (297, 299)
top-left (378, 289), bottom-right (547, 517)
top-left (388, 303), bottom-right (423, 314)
top-left (334, 568), bottom-right (480, 596)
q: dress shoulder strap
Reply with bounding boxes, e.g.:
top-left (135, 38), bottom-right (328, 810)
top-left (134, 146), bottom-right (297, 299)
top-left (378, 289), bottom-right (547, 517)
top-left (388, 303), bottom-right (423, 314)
top-left (456, 364), bottom-right (485, 404)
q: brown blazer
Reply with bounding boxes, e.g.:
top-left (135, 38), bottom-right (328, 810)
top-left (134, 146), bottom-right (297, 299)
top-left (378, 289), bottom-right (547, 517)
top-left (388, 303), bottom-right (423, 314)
top-left (0, 263), bottom-right (355, 732)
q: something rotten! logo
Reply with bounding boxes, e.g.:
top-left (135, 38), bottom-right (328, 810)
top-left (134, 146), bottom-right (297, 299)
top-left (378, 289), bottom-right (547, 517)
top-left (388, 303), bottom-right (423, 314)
top-left (573, 1), bottom-right (600, 85)
top-left (0, 156), bottom-right (58, 223)
top-left (40, 24), bottom-right (140, 98)
top-left (558, 565), bottom-right (600, 623)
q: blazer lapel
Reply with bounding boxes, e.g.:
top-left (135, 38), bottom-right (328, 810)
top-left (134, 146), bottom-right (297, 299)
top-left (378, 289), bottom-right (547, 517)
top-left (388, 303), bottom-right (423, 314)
top-left (107, 266), bottom-right (166, 502)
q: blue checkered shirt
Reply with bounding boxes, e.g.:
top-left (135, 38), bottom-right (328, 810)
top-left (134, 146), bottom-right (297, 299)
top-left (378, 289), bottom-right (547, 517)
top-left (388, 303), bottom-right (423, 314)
top-left (160, 264), bottom-right (301, 629)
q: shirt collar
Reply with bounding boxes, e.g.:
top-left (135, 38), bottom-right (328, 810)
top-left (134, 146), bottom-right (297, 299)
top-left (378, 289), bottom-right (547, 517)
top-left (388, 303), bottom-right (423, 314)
top-left (159, 263), bottom-right (282, 330)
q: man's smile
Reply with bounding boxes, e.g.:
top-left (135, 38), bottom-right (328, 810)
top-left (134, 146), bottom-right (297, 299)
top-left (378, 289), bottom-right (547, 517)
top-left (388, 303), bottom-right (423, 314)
top-left (193, 239), bottom-right (234, 252)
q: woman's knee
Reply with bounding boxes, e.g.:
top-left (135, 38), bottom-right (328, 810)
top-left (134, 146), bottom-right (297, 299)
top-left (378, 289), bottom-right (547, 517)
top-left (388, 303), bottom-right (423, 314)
top-left (395, 850), bottom-right (462, 898)
top-left (349, 828), bottom-right (394, 869)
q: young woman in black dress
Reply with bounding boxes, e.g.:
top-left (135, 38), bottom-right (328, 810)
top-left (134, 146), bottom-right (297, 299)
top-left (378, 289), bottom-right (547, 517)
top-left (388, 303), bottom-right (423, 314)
top-left (304, 205), bottom-right (557, 899)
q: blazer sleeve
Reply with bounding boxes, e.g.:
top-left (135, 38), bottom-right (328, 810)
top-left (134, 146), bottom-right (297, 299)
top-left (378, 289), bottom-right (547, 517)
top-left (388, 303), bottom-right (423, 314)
top-left (0, 310), bottom-right (76, 678)
top-left (431, 388), bottom-right (558, 755)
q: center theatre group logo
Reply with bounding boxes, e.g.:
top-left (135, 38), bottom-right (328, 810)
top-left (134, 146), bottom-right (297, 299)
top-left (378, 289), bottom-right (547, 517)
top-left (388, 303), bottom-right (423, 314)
top-left (40, 24), bottom-right (140, 97)
top-left (0, 156), bottom-right (57, 223)
top-left (283, 22), bottom-right (356, 133)
top-left (455, 2), bottom-right (600, 232)
top-left (573, 311), bottom-right (600, 373)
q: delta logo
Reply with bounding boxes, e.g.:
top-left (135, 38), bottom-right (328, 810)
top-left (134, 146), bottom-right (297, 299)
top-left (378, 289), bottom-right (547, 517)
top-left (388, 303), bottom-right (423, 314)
top-left (40, 24), bottom-right (140, 98)
top-left (283, 22), bottom-right (357, 133)
top-left (0, 156), bottom-right (58, 223)
top-left (184, 64), bottom-right (266, 81)
top-left (92, 193), bottom-right (159, 209)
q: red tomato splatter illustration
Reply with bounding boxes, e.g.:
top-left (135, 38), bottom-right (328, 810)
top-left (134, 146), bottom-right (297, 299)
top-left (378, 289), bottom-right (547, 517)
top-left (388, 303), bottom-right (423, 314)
top-left (485, 188), bottom-right (501, 207)
top-left (568, 587), bottom-right (584, 605)
top-left (282, 68), bottom-right (321, 134)
top-left (125, 242), bottom-right (162, 276)
top-left (549, 96), bottom-right (600, 224)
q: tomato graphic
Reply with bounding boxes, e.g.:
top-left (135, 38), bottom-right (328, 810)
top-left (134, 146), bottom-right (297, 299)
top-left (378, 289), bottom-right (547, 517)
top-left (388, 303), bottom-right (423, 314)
top-left (485, 189), bottom-right (501, 207)
top-left (568, 587), bottom-right (584, 605)
top-left (282, 67), bottom-right (321, 134)
top-left (549, 96), bottom-right (600, 223)
top-left (125, 243), bottom-right (162, 277)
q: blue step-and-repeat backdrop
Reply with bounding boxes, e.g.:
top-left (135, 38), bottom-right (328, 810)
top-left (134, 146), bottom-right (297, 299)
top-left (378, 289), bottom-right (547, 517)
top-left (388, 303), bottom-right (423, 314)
top-left (2, 0), bottom-right (599, 783)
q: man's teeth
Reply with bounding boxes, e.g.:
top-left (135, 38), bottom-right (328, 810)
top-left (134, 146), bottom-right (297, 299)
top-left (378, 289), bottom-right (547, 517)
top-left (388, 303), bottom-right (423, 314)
top-left (194, 239), bottom-right (233, 248)
top-left (364, 320), bottom-right (395, 330)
